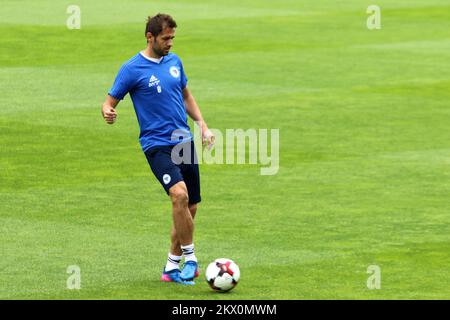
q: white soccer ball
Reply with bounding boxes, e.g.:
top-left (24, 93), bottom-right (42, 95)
top-left (205, 258), bottom-right (240, 292)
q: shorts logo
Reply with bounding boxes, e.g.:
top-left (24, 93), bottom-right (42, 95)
top-left (169, 66), bottom-right (180, 78)
top-left (163, 174), bottom-right (171, 185)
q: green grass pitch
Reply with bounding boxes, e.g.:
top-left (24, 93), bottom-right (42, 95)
top-left (1, 0), bottom-right (449, 299)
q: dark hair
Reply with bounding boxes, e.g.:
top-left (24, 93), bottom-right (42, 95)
top-left (145, 13), bottom-right (177, 37)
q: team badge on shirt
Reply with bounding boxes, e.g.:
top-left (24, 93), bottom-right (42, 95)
top-left (169, 66), bottom-right (180, 78)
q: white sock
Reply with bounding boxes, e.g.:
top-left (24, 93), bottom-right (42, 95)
top-left (165, 253), bottom-right (182, 272)
top-left (181, 243), bottom-right (197, 263)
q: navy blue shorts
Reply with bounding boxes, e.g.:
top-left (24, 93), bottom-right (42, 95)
top-left (144, 141), bottom-right (201, 204)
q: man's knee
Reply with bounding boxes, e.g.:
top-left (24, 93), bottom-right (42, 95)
top-left (169, 183), bottom-right (189, 205)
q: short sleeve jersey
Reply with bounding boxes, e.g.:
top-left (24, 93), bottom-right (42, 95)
top-left (109, 52), bottom-right (191, 152)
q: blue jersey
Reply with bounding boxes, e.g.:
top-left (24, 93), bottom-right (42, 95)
top-left (108, 52), bottom-right (192, 152)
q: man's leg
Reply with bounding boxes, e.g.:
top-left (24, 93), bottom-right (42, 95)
top-left (161, 181), bottom-right (195, 283)
top-left (162, 142), bottom-right (201, 281)
top-left (164, 202), bottom-right (197, 279)
top-left (169, 181), bottom-right (194, 246)
top-left (146, 146), bottom-right (198, 283)
top-left (167, 181), bottom-right (199, 281)
top-left (170, 203), bottom-right (198, 256)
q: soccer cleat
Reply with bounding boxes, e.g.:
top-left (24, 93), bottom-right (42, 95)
top-left (180, 261), bottom-right (198, 281)
top-left (161, 268), bottom-right (195, 285)
top-left (161, 268), bottom-right (182, 283)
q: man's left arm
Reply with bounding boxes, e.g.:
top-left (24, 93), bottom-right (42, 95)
top-left (183, 87), bottom-right (215, 149)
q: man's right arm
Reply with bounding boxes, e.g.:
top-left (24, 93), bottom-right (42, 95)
top-left (101, 95), bottom-right (120, 125)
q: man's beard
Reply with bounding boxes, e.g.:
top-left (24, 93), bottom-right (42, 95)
top-left (153, 45), bottom-right (169, 57)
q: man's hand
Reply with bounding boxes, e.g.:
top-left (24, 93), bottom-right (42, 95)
top-left (102, 104), bottom-right (117, 124)
top-left (202, 126), bottom-right (215, 150)
top-left (101, 95), bottom-right (120, 125)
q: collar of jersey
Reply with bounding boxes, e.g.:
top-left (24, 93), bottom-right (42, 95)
top-left (139, 51), bottom-right (164, 64)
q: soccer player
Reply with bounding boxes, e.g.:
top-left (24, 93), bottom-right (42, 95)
top-left (101, 13), bottom-right (214, 285)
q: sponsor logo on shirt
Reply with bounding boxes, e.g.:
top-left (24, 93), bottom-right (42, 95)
top-left (149, 75), bottom-right (160, 87)
top-left (149, 75), bottom-right (162, 93)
